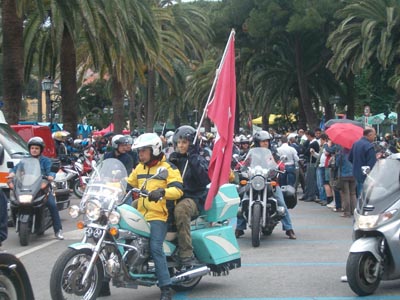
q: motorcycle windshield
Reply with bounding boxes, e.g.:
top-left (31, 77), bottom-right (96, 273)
top-left (83, 158), bottom-right (128, 206)
top-left (361, 155), bottom-right (400, 213)
top-left (243, 148), bottom-right (277, 170)
top-left (14, 158), bottom-right (42, 193)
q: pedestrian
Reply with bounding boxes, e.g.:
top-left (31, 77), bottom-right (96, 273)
top-left (300, 130), bottom-right (320, 202)
top-left (277, 135), bottom-right (299, 186)
top-left (349, 128), bottom-right (377, 198)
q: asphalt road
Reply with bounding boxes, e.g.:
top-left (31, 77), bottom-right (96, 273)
top-left (2, 194), bottom-right (400, 300)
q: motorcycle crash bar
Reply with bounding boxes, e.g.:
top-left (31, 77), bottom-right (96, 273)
top-left (170, 266), bottom-right (210, 284)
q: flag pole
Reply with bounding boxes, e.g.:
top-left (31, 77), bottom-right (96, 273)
top-left (194, 29), bottom-right (236, 140)
top-left (182, 29), bottom-right (235, 179)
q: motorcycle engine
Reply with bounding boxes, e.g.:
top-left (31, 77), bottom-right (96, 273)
top-left (124, 236), bottom-right (150, 273)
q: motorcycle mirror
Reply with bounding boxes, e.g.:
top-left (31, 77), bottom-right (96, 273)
top-left (7, 161), bottom-right (14, 169)
top-left (153, 167), bottom-right (168, 180)
top-left (361, 166), bottom-right (371, 175)
top-left (280, 155), bottom-right (288, 162)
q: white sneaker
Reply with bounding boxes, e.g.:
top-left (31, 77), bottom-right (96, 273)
top-left (340, 275), bottom-right (348, 282)
top-left (327, 201), bottom-right (335, 208)
top-left (55, 230), bottom-right (64, 240)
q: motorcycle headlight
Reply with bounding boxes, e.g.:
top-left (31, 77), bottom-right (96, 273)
top-left (356, 209), bottom-right (398, 229)
top-left (251, 175), bottom-right (265, 191)
top-left (86, 199), bottom-right (102, 221)
top-left (108, 211), bottom-right (121, 225)
top-left (69, 205), bottom-right (81, 219)
top-left (19, 195), bottom-right (33, 204)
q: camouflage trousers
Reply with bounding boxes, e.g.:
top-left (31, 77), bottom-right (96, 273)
top-left (174, 198), bottom-right (199, 258)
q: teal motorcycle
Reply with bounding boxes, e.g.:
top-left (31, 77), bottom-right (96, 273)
top-left (50, 158), bottom-right (241, 300)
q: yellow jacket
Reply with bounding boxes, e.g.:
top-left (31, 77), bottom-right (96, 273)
top-left (127, 156), bottom-right (183, 222)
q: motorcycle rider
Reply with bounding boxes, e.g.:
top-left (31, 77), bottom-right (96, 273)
top-left (235, 130), bottom-right (296, 239)
top-left (7, 137), bottom-right (64, 240)
top-left (168, 125), bottom-right (210, 265)
top-left (128, 133), bottom-right (184, 300)
top-left (104, 134), bottom-right (134, 174)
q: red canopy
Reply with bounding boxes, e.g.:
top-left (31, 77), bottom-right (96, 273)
top-left (92, 123), bottom-right (130, 136)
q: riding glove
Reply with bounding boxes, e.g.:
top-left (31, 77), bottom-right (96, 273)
top-left (148, 188), bottom-right (165, 201)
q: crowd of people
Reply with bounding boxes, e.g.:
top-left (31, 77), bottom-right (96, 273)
top-left (1, 121), bottom-right (389, 300)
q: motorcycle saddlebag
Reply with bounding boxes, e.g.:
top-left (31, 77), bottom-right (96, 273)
top-left (192, 225), bottom-right (241, 265)
top-left (281, 185), bottom-right (297, 209)
top-left (202, 184), bottom-right (240, 222)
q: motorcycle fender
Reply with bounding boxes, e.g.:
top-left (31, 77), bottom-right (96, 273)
top-left (19, 214), bottom-right (31, 223)
top-left (68, 242), bottom-right (95, 252)
top-left (349, 237), bottom-right (382, 261)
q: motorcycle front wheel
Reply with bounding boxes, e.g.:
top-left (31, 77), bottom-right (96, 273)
top-left (251, 203), bottom-right (262, 247)
top-left (72, 179), bottom-right (84, 198)
top-left (50, 248), bottom-right (104, 300)
top-left (0, 271), bottom-right (18, 300)
top-left (346, 252), bottom-right (382, 296)
top-left (19, 222), bottom-right (30, 247)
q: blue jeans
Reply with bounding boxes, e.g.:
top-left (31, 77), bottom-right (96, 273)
top-left (356, 180), bottom-right (363, 199)
top-left (47, 192), bottom-right (62, 233)
top-left (149, 220), bottom-right (171, 288)
top-left (236, 186), bottom-right (293, 231)
top-left (281, 165), bottom-right (296, 186)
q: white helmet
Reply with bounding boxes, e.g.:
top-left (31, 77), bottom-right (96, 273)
top-left (132, 133), bottom-right (163, 156)
top-left (165, 131), bottom-right (174, 139)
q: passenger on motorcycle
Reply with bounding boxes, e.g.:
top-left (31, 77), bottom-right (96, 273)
top-left (235, 130), bottom-right (297, 240)
top-left (128, 133), bottom-right (184, 300)
top-left (168, 125), bottom-right (210, 266)
top-left (7, 137), bottom-right (64, 240)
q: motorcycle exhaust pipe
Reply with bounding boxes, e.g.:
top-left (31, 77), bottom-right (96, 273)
top-left (171, 266), bottom-right (210, 284)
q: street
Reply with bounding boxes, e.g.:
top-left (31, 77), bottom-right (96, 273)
top-left (2, 194), bottom-right (400, 300)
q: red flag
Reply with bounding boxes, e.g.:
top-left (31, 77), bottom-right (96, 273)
top-left (205, 33), bottom-right (236, 210)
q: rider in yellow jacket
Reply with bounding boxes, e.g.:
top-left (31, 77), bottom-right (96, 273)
top-left (127, 133), bottom-right (183, 300)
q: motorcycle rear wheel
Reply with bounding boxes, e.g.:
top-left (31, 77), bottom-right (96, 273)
top-left (346, 252), bottom-right (381, 296)
top-left (50, 248), bottom-right (104, 300)
top-left (251, 203), bottom-right (262, 247)
top-left (72, 179), bottom-right (84, 198)
top-left (19, 222), bottom-right (30, 247)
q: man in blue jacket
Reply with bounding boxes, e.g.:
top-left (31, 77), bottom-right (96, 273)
top-left (349, 128), bottom-right (377, 198)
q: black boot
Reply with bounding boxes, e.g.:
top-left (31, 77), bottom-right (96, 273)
top-left (160, 285), bottom-right (172, 300)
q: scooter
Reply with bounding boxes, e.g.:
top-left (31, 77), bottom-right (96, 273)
top-left (346, 153), bottom-right (400, 296)
top-left (8, 157), bottom-right (54, 246)
top-left (50, 158), bottom-right (241, 300)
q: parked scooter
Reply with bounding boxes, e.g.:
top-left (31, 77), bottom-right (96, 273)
top-left (50, 158), bottom-right (241, 300)
top-left (0, 251), bottom-right (35, 300)
top-left (237, 148), bottom-right (288, 247)
top-left (346, 153), bottom-right (400, 296)
top-left (8, 157), bottom-right (54, 246)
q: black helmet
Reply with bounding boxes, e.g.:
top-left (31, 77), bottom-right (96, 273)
top-left (173, 125), bottom-right (196, 146)
top-left (131, 129), bottom-right (139, 137)
top-left (28, 136), bottom-right (45, 153)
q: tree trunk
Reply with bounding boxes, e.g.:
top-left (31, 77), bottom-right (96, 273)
top-left (345, 74), bottom-right (355, 120)
top-left (2, 0), bottom-right (24, 124)
top-left (146, 68), bottom-right (156, 132)
top-left (297, 97), bottom-right (307, 130)
top-left (60, 26), bottom-right (78, 137)
top-left (294, 35), bottom-right (318, 129)
top-left (111, 76), bottom-right (125, 134)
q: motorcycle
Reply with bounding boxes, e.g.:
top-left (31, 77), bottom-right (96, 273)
top-left (0, 251), bottom-right (35, 300)
top-left (60, 154), bottom-right (95, 198)
top-left (8, 157), bottom-right (54, 246)
top-left (50, 158), bottom-right (241, 300)
top-left (237, 148), bottom-right (289, 247)
top-left (346, 153), bottom-right (400, 296)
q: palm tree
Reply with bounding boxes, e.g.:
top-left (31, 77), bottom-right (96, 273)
top-left (327, 0), bottom-right (400, 133)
